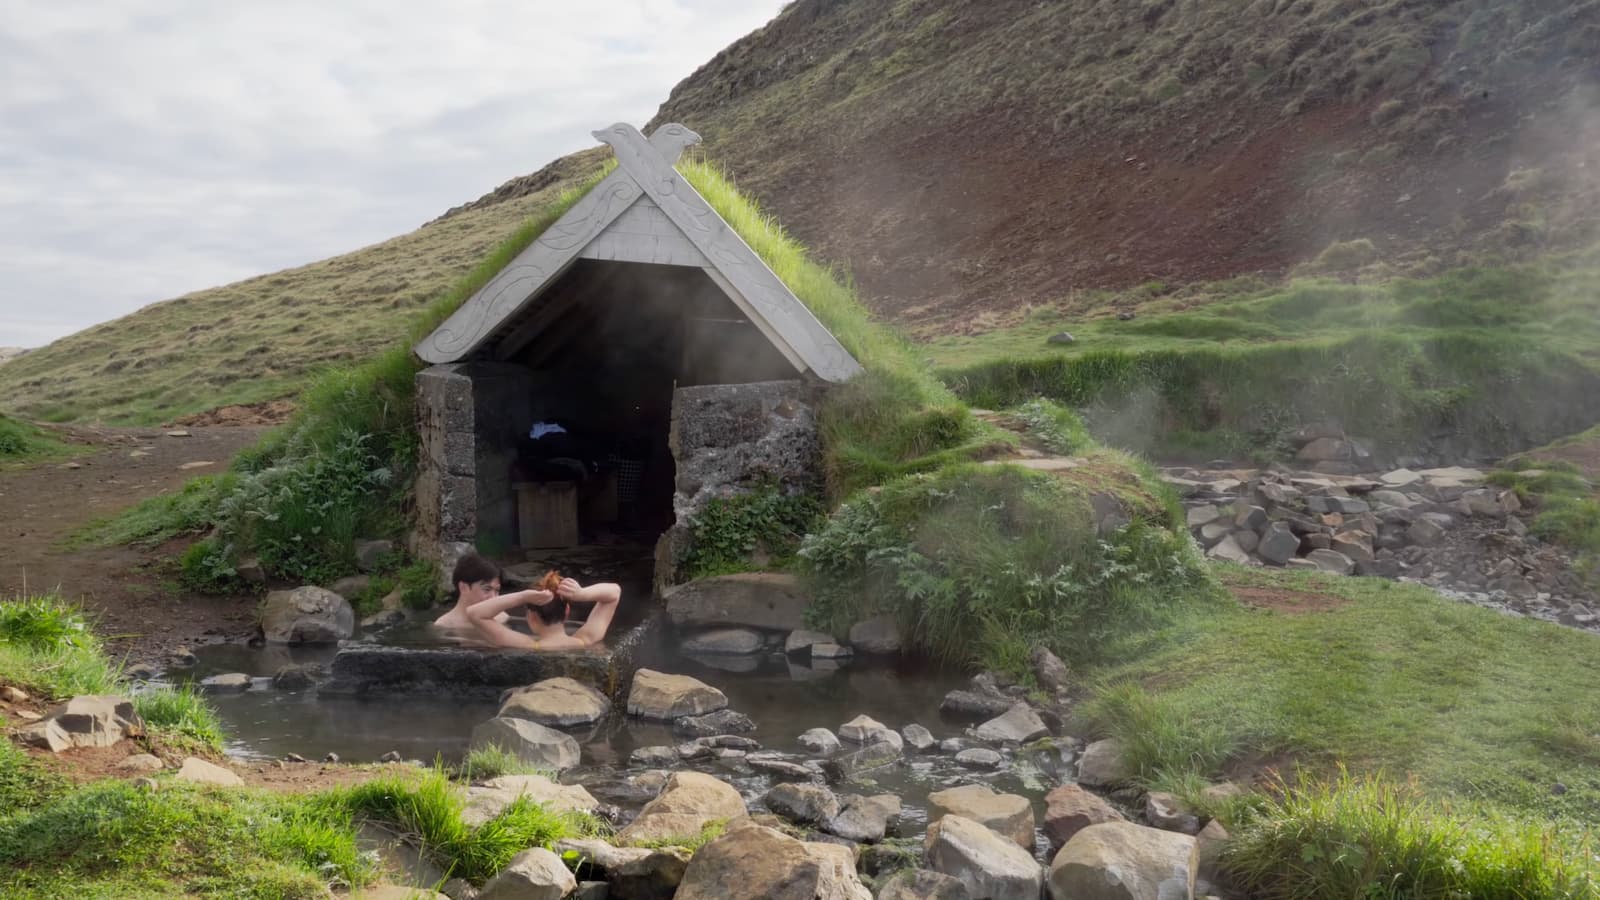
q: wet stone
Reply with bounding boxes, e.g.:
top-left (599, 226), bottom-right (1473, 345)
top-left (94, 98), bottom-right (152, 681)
top-left (822, 741), bottom-right (902, 781)
top-left (902, 724), bottom-right (937, 753)
top-left (955, 748), bottom-right (1005, 769)
top-left (631, 746), bottom-right (679, 767)
top-left (799, 728), bottom-right (842, 755)
top-left (940, 690), bottom-right (1014, 721)
top-left (673, 708), bottom-right (756, 738)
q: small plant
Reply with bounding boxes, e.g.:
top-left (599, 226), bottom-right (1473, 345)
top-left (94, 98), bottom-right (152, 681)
top-left (0, 596), bottom-right (92, 649)
top-left (682, 481), bottom-right (825, 579)
top-left (331, 768), bottom-right (602, 883)
top-left (133, 684), bottom-right (226, 752)
top-left (627, 819), bottom-right (727, 852)
top-left (457, 745), bottom-right (551, 782)
top-left (1012, 397), bottom-right (1091, 455)
top-left (0, 595), bottom-right (121, 698)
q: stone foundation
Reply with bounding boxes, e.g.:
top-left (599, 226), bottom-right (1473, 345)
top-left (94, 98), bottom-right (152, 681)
top-left (656, 380), bottom-right (823, 587)
top-left (320, 615), bottom-right (655, 699)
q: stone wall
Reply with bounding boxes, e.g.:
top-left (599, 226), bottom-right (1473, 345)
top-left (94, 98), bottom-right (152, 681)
top-left (414, 362), bottom-right (536, 570)
top-left (655, 379), bottom-right (824, 587)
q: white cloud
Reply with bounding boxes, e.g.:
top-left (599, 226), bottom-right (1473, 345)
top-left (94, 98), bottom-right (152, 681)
top-left (0, 0), bottom-right (786, 347)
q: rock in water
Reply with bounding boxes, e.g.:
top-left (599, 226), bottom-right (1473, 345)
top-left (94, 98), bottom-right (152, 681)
top-left (682, 627), bottom-right (765, 655)
top-left (469, 717), bottom-right (581, 771)
top-left (1048, 821), bottom-right (1197, 900)
top-left (1076, 739), bottom-right (1131, 787)
top-left (823, 794), bottom-right (900, 843)
top-left (902, 723), bottom-right (937, 753)
top-left (673, 821), bottom-right (871, 900)
top-left (924, 815), bottom-right (1043, 900)
top-left (764, 782), bottom-right (841, 825)
top-left (617, 771), bottom-right (748, 846)
top-left (972, 704), bottom-right (1048, 744)
top-left (498, 677), bottom-right (611, 727)
top-left (847, 616), bottom-right (902, 654)
top-left (627, 669), bottom-right (728, 720)
top-left (799, 728), bottom-right (842, 755)
top-left (928, 783), bottom-right (1035, 849)
top-left (478, 848), bottom-right (576, 900)
top-left (260, 586), bottom-right (354, 644)
top-left (1044, 784), bottom-right (1126, 851)
top-left (673, 708), bottom-right (757, 738)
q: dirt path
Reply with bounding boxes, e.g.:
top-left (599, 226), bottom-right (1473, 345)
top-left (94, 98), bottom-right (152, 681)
top-left (0, 425), bottom-right (269, 663)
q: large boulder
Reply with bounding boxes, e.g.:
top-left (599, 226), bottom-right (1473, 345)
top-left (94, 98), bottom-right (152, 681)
top-left (469, 717), bottom-right (581, 771)
top-left (847, 616), bottom-right (902, 654)
top-left (16, 695), bottom-right (144, 752)
top-left (1076, 738), bottom-right (1132, 787)
top-left (498, 677), bottom-right (611, 727)
top-left (261, 586), bottom-right (354, 644)
top-left (478, 848), bottom-right (576, 900)
top-left (1044, 784), bottom-right (1126, 851)
top-left (924, 815), bottom-right (1043, 900)
top-left (463, 774), bottom-right (599, 827)
top-left (927, 784), bottom-right (1035, 850)
top-left (1047, 821), bottom-right (1197, 900)
top-left (673, 821), bottom-right (871, 900)
top-left (765, 782), bottom-right (841, 825)
top-left (1030, 646), bottom-right (1070, 693)
top-left (664, 573), bottom-right (812, 632)
top-left (626, 669), bottom-right (728, 720)
top-left (840, 715), bottom-right (902, 749)
top-left (824, 794), bottom-right (901, 843)
top-left (972, 705), bottom-right (1048, 744)
top-left (822, 741), bottom-right (902, 781)
top-left (617, 771), bottom-right (748, 846)
top-left (1256, 524), bottom-right (1300, 566)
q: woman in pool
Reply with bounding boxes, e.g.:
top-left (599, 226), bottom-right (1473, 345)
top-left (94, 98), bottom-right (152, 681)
top-left (465, 570), bottom-right (622, 650)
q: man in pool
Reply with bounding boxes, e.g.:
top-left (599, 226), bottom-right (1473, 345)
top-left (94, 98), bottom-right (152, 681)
top-left (433, 553), bottom-right (512, 631)
top-left (466, 574), bottom-right (622, 650)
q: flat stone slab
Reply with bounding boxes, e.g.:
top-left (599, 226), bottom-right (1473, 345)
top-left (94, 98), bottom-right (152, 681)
top-left (320, 616), bottom-right (653, 698)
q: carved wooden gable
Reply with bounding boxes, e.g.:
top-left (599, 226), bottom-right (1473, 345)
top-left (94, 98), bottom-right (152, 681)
top-left (414, 123), bottom-right (863, 383)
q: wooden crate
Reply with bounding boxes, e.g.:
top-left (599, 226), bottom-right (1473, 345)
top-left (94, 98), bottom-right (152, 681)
top-left (514, 482), bottom-right (579, 548)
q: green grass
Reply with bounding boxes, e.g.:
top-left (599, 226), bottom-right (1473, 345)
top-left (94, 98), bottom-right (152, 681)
top-left (0, 596), bottom-right (122, 698)
top-left (1492, 454), bottom-right (1600, 587)
top-left (328, 768), bottom-right (602, 884)
top-left (0, 728), bottom-right (69, 815)
top-left (1080, 568), bottom-right (1600, 822)
top-left (0, 414), bottom-right (71, 468)
top-left (1221, 770), bottom-right (1599, 899)
top-left (66, 474), bottom-right (236, 549)
top-left (456, 745), bottom-right (554, 782)
top-left (0, 780), bottom-right (370, 899)
top-left (132, 685), bottom-right (225, 753)
top-left (799, 462), bottom-right (1219, 670)
top-left (932, 258), bottom-right (1600, 460)
top-left (626, 818), bottom-right (728, 851)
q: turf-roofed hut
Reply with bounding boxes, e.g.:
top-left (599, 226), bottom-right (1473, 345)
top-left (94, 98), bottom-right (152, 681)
top-left (412, 123), bottom-right (862, 594)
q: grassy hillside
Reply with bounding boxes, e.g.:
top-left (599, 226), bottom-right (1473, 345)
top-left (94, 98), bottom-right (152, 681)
top-left (931, 246), bottom-right (1600, 459)
top-left (0, 414), bottom-right (69, 468)
top-left (6, 0), bottom-right (1600, 427)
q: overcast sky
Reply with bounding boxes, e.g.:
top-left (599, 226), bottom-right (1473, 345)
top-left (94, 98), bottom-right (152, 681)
top-left (0, 0), bottom-right (787, 347)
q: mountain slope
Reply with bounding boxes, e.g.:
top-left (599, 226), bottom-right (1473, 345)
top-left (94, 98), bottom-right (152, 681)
top-left (3, 0), bottom-right (1599, 422)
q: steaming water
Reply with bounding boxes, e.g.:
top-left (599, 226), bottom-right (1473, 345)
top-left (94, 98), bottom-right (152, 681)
top-left (181, 624), bottom-right (1067, 851)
